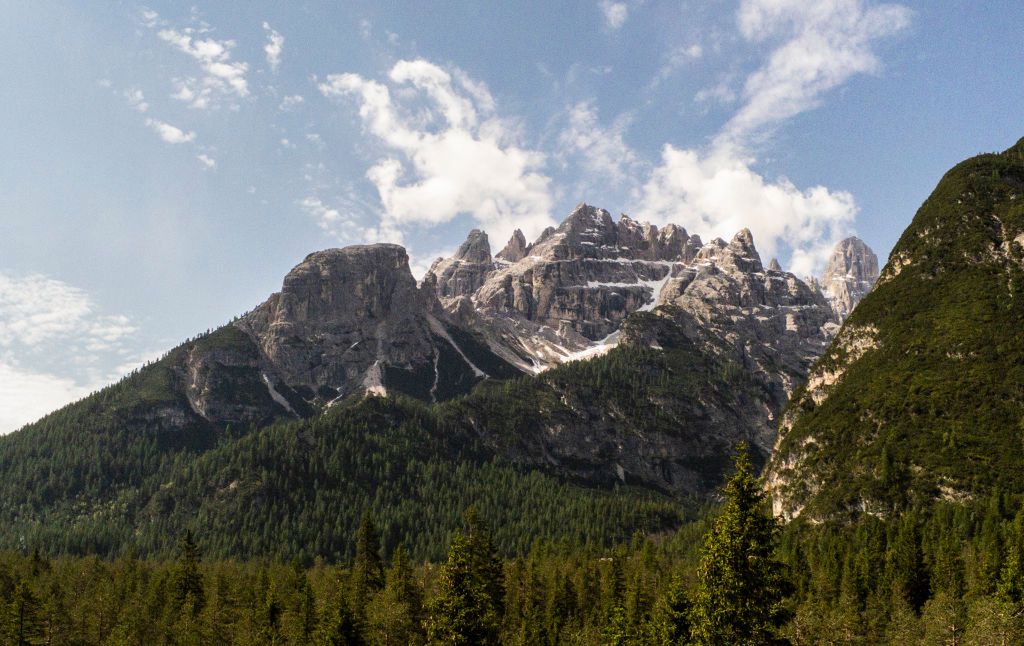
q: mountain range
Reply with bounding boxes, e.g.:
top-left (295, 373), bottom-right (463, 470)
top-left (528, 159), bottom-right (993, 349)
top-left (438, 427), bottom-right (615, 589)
top-left (0, 198), bottom-right (884, 559)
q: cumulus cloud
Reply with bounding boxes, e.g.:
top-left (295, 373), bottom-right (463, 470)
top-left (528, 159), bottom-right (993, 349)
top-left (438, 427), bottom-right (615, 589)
top-left (197, 153), bottom-right (217, 169)
top-left (145, 118), bottom-right (196, 144)
top-left (599, 1), bottom-right (629, 29)
top-left (636, 146), bottom-right (856, 276)
top-left (0, 273), bottom-right (136, 350)
top-left (640, 0), bottom-right (909, 274)
top-left (156, 24), bottom-right (249, 109)
top-left (263, 22), bottom-right (283, 72)
top-left (319, 59), bottom-right (555, 246)
top-left (0, 272), bottom-right (139, 433)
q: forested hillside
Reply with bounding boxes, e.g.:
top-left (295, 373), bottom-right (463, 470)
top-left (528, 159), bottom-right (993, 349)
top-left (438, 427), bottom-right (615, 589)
top-left (3, 450), bottom-right (1024, 644)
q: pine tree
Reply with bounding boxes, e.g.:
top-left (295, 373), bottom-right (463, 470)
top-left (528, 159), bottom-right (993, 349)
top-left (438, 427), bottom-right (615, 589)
top-left (5, 579), bottom-right (43, 646)
top-left (350, 513), bottom-right (385, 624)
top-left (365, 545), bottom-right (424, 645)
top-left (689, 443), bottom-right (791, 645)
top-left (424, 508), bottom-right (505, 645)
top-left (172, 530), bottom-right (205, 615)
top-left (647, 575), bottom-right (691, 645)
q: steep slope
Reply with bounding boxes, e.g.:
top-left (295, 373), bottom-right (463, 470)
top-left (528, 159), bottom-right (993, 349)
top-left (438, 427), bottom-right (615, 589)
top-left (766, 137), bottom-right (1024, 520)
top-left (0, 202), bottom-right (853, 560)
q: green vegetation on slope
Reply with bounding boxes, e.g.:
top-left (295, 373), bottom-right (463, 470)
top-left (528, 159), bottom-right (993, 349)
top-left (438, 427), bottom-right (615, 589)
top-left (772, 137), bottom-right (1024, 518)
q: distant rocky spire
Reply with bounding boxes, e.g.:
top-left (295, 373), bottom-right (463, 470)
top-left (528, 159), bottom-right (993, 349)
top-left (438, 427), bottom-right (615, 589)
top-left (768, 258), bottom-right (782, 272)
top-left (496, 229), bottom-right (528, 262)
top-left (819, 236), bottom-right (879, 320)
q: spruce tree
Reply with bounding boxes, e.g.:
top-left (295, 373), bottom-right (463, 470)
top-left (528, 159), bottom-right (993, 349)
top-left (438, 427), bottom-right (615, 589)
top-left (350, 512), bottom-right (385, 623)
top-left (172, 530), bottom-right (205, 615)
top-left (424, 507), bottom-right (505, 645)
top-left (689, 443), bottom-right (790, 645)
top-left (365, 545), bottom-right (424, 645)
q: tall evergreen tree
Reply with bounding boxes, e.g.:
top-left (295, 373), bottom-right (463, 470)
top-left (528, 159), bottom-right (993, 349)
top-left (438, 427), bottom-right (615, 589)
top-left (172, 530), bottom-right (205, 615)
top-left (689, 443), bottom-right (790, 645)
top-left (424, 507), bottom-right (505, 645)
top-left (350, 512), bottom-right (385, 623)
top-left (365, 545), bottom-right (424, 646)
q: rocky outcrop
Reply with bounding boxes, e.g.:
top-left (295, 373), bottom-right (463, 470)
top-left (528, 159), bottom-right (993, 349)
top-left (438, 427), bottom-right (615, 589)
top-left (427, 230), bottom-right (495, 299)
top-left (496, 229), bottom-right (529, 263)
top-left (239, 244), bottom-right (511, 406)
top-left (820, 236), bottom-right (879, 319)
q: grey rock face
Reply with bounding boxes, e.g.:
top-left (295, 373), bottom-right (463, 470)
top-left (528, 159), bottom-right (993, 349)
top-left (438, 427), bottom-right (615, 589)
top-left (496, 229), bottom-right (529, 263)
top-left (427, 230), bottom-right (495, 299)
top-left (240, 244), bottom-right (505, 406)
top-left (820, 237), bottom-right (879, 319)
top-left (654, 230), bottom-right (836, 450)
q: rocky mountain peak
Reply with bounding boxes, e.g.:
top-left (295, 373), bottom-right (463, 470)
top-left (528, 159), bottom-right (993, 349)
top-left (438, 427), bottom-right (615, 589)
top-left (768, 258), bottom-right (782, 272)
top-left (497, 229), bottom-right (528, 262)
top-left (454, 229), bottom-right (492, 264)
top-left (426, 229), bottom-right (497, 299)
top-left (820, 236), bottom-right (879, 319)
top-left (724, 228), bottom-right (764, 273)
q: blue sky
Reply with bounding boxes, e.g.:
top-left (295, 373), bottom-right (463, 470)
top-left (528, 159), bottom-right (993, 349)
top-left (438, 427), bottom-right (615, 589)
top-left (1, 0), bottom-right (1022, 432)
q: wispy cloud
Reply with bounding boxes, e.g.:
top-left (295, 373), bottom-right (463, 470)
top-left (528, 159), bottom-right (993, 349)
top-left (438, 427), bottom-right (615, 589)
top-left (279, 94), bottom-right (304, 111)
top-left (558, 101), bottom-right (641, 190)
top-left (263, 22), bottom-right (284, 72)
top-left (320, 59), bottom-right (555, 246)
top-left (638, 0), bottom-right (910, 275)
top-left (722, 0), bottom-right (912, 145)
top-left (145, 118), bottom-right (196, 144)
top-left (0, 272), bottom-right (140, 433)
top-left (154, 20), bottom-right (249, 110)
top-left (599, 1), bottom-right (629, 29)
top-left (124, 88), bottom-right (149, 112)
top-left (197, 153), bottom-right (217, 169)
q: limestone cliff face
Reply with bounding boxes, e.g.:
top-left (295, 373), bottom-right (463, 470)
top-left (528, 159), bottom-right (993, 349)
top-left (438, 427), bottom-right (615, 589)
top-left (820, 236), bottom-right (879, 319)
top-left (427, 230), bottom-right (496, 300)
top-left (238, 244), bottom-right (511, 406)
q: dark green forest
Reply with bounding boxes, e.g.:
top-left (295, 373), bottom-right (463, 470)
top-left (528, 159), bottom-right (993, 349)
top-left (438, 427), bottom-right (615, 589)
top-left (3, 449), bottom-right (1024, 644)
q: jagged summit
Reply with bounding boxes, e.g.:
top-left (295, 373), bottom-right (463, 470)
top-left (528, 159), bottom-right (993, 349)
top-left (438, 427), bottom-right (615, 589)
top-left (422, 204), bottom-right (840, 383)
top-left (820, 236), bottom-right (879, 319)
top-left (496, 229), bottom-right (528, 262)
top-left (453, 229), bottom-right (492, 264)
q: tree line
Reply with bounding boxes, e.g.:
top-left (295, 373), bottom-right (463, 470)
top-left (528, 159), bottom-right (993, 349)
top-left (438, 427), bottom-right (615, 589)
top-left (3, 445), bottom-right (1024, 644)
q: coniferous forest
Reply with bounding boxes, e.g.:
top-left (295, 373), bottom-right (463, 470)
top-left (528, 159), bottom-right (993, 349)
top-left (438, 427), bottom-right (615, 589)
top-left (3, 447), bottom-right (1024, 644)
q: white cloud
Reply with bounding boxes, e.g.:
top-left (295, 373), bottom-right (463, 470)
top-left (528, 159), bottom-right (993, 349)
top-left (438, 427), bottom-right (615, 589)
top-left (638, 0), bottom-right (908, 275)
top-left (263, 21), bottom-right (284, 72)
top-left (197, 153), bottom-right (216, 169)
top-left (599, 1), bottom-right (629, 29)
top-left (636, 146), bottom-right (856, 276)
top-left (279, 94), bottom-right (304, 111)
top-left (124, 88), bottom-right (149, 113)
top-left (558, 101), bottom-right (641, 189)
top-left (139, 8), bottom-right (160, 28)
top-left (647, 43), bottom-right (704, 92)
top-left (156, 25), bottom-right (249, 109)
top-left (319, 59), bottom-right (555, 246)
top-left (722, 0), bottom-right (911, 144)
top-left (0, 363), bottom-right (95, 435)
top-left (145, 118), bottom-right (196, 144)
top-left (0, 272), bottom-right (139, 433)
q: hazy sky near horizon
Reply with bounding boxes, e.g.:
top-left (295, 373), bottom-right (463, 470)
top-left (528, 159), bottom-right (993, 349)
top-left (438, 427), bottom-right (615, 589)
top-left (1, 0), bottom-right (1022, 433)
